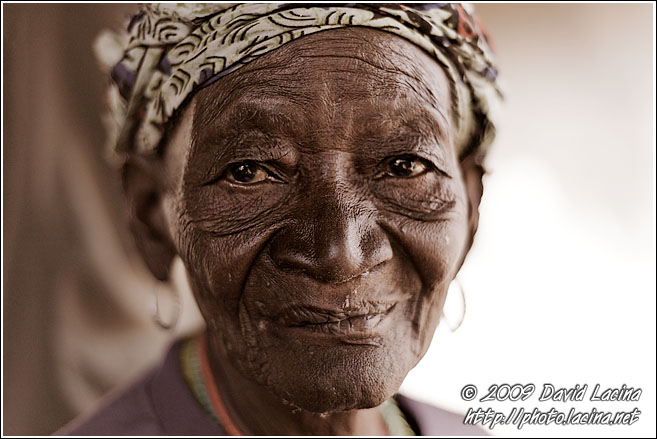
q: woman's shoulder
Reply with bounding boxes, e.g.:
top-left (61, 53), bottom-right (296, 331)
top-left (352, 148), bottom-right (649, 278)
top-left (395, 394), bottom-right (489, 436)
top-left (53, 367), bottom-right (163, 436)
top-left (53, 341), bottom-right (224, 436)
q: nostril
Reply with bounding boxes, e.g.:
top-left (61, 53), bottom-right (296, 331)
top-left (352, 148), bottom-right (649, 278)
top-left (267, 212), bottom-right (393, 284)
top-left (270, 249), bottom-right (386, 284)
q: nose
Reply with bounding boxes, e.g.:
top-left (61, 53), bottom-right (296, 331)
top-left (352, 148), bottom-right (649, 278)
top-left (268, 195), bottom-right (393, 284)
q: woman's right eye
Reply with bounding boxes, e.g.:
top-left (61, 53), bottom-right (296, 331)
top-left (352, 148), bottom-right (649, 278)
top-left (225, 161), bottom-right (269, 184)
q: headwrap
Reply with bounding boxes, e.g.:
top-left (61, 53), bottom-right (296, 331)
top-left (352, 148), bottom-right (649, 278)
top-left (95, 3), bottom-right (502, 159)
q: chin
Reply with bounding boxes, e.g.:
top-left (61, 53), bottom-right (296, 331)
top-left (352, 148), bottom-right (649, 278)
top-left (229, 297), bottom-right (425, 413)
top-left (252, 341), bottom-right (412, 413)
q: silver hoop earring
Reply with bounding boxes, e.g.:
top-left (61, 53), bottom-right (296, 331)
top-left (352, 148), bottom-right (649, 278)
top-left (152, 279), bottom-right (181, 331)
top-left (441, 277), bottom-right (466, 332)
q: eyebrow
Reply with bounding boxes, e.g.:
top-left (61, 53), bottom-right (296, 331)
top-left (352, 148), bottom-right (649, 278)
top-left (353, 102), bottom-right (453, 163)
top-left (192, 97), bottom-right (454, 173)
top-left (191, 105), bottom-right (280, 179)
top-left (193, 98), bottom-right (297, 146)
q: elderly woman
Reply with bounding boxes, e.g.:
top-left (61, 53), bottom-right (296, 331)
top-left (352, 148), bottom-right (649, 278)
top-left (60, 3), bottom-right (501, 436)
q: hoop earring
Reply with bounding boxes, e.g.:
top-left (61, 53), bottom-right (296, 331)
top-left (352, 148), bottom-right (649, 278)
top-left (152, 279), bottom-right (181, 331)
top-left (441, 277), bottom-right (466, 332)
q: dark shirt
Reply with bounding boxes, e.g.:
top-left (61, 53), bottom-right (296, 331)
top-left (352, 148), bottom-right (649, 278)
top-left (56, 342), bottom-right (486, 436)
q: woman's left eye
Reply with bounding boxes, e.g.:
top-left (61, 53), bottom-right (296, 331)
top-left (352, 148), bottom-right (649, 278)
top-left (225, 161), bottom-right (270, 184)
top-left (379, 155), bottom-right (431, 178)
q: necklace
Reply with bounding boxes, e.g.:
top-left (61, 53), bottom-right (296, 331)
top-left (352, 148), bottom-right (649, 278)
top-left (180, 333), bottom-right (242, 435)
top-left (181, 334), bottom-right (415, 436)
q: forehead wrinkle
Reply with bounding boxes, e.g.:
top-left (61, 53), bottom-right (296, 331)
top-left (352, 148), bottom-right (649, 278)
top-left (291, 48), bottom-right (450, 124)
top-left (287, 27), bottom-right (451, 101)
top-left (189, 27), bottom-right (453, 159)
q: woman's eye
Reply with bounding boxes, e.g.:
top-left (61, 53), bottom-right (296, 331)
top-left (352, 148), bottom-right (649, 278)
top-left (225, 161), bottom-right (269, 184)
top-left (381, 155), bottom-right (430, 178)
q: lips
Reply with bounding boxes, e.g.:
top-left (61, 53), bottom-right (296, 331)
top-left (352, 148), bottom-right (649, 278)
top-left (275, 302), bottom-right (396, 338)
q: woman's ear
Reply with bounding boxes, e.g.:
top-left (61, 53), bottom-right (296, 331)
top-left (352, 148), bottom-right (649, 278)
top-left (457, 151), bottom-right (486, 269)
top-left (121, 155), bottom-right (177, 281)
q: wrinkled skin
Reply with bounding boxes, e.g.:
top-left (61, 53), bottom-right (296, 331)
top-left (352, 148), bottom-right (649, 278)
top-left (124, 27), bottom-right (484, 435)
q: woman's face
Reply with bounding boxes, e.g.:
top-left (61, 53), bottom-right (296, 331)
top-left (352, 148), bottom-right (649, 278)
top-left (136, 28), bottom-right (478, 412)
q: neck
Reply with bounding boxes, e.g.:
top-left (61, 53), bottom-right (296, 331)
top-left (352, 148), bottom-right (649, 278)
top-left (205, 338), bottom-right (389, 436)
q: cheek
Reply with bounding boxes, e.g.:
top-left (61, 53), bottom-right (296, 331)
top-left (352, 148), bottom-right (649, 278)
top-left (400, 217), bottom-right (468, 287)
top-left (384, 202), bottom-right (469, 355)
top-left (173, 202), bottom-right (279, 337)
top-left (174, 178), bottom-right (290, 303)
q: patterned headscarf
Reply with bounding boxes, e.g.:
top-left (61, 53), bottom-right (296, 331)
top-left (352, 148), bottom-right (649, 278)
top-left (95, 3), bottom-right (502, 159)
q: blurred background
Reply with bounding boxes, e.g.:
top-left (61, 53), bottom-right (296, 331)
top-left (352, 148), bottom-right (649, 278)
top-left (2, 3), bottom-right (655, 437)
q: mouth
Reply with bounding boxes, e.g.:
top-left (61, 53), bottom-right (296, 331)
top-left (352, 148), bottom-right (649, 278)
top-left (275, 302), bottom-right (397, 343)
